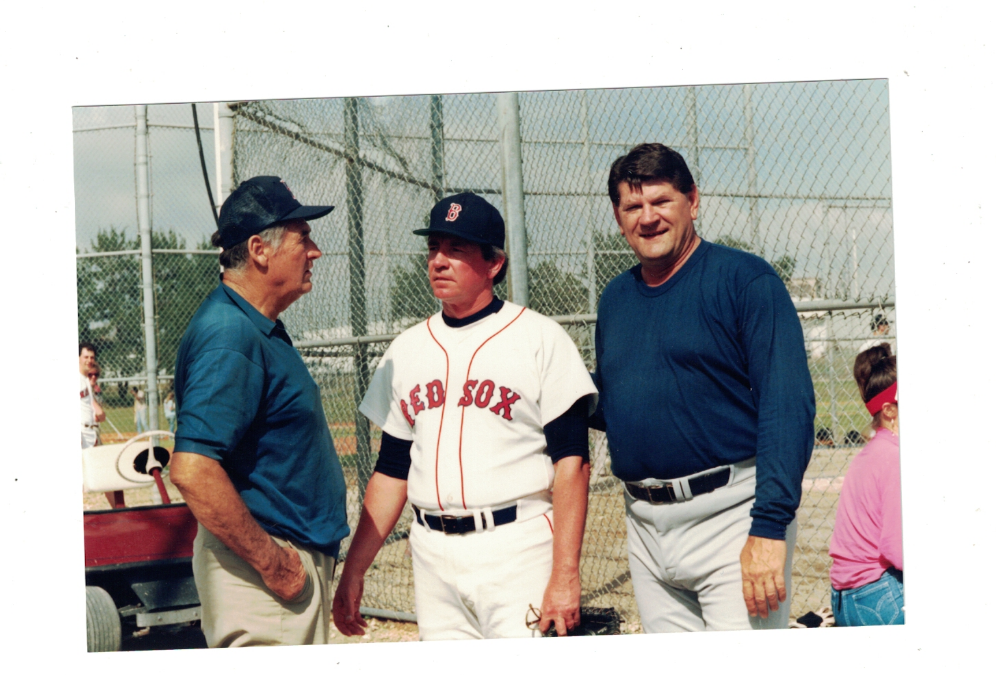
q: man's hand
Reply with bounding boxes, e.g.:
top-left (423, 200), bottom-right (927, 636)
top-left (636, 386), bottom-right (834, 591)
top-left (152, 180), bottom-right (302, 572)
top-left (538, 570), bottom-right (581, 636)
top-left (332, 570), bottom-right (369, 636)
top-left (171, 452), bottom-right (313, 604)
top-left (329, 471), bottom-right (408, 637)
top-left (739, 535), bottom-right (787, 618)
top-left (260, 545), bottom-right (308, 602)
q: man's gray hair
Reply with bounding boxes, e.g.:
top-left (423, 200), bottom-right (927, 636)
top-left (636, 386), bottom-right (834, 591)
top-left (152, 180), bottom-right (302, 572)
top-left (211, 224), bottom-right (287, 272)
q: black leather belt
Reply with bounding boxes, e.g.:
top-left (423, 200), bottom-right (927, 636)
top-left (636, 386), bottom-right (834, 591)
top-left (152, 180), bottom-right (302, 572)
top-left (415, 505), bottom-right (518, 535)
top-left (625, 467), bottom-right (731, 505)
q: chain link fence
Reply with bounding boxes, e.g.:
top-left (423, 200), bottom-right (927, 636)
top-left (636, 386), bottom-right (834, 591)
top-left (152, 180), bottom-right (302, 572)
top-left (75, 80), bottom-right (895, 626)
top-left (74, 103), bottom-right (220, 438)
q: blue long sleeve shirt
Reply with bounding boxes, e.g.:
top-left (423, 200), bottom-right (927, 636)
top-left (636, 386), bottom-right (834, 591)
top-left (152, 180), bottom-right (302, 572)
top-left (592, 240), bottom-right (815, 539)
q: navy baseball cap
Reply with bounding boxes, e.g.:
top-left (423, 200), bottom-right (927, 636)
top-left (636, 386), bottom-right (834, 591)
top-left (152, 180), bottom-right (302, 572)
top-left (413, 193), bottom-right (505, 249)
top-left (216, 176), bottom-right (334, 249)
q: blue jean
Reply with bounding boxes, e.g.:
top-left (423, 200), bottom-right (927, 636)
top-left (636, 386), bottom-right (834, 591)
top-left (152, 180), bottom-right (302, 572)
top-left (166, 417), bottom-right (176, 433)
top-left (135, 410), bottom-right (148, 433)
top-left (831, 568), bottom-right (904, 626)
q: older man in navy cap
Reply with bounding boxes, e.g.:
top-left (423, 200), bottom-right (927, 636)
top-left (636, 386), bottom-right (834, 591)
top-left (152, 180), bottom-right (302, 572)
top-left (332, 193), bottom-right (597, 640)
top-left (170, 177), bottom-right (349, 647)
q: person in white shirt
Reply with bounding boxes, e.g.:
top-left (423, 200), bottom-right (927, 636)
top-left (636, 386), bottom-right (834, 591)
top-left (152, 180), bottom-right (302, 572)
top-left (79, 342), bottom-right (104, 449)
top-left (857, 314), bottom-right (896, 355)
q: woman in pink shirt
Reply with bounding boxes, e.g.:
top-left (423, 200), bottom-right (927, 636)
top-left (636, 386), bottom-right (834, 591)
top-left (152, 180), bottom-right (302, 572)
top-left (828, 343), bottom-right (902, 626)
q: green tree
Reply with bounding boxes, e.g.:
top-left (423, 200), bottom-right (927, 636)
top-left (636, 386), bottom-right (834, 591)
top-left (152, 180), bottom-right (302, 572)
top-left (592, 229), bottom-right (637, 305)
top-left (771, 255), bottom-right (796, 284)
top-left (527, 260), bottom-right (587, 317)
top-left (76, 227), bottom-right (218, 379)
top-left (153, 234), bottom-right (219, 375)
top-left (387, 252), bottom-right (590, 321)
top-left (712, 235), bottom-right (796, 285)
top-left (712, 235), bottom-right (756, 253)
top-left (389, 253), bottom-right (438, 327)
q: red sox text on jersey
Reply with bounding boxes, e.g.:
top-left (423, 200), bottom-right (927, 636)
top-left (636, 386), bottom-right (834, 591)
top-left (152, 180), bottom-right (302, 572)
top-left (399, 379), bottom-right (522, 426)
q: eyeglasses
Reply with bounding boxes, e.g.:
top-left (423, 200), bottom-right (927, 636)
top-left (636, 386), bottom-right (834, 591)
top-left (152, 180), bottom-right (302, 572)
top-left (525, 604), bottom-right (541, 630)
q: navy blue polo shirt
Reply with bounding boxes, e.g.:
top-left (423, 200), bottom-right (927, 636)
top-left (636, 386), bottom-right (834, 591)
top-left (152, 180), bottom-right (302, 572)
top-left (173, 284), bottom-right (349, 556)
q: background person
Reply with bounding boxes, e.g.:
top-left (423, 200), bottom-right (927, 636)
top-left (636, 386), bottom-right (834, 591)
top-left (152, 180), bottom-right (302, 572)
top-left (333, 193), bottom-right (597, 640)
top-left (169, 176), bottom-right (349, 647)
top-left (86, 364), bottom-right (106, 444)
top-left (163, 391), bottom-right (176, 434)
top-left (591, 143), bottom-right (815, 632)
top-left (133, 388), bottom-right (148, 433)
top-left (828, 344), bottom-right (902, 626)
top-left (79, 342), bottom-right (102, 449)
top-left (857, 313), bottom-right (895, 355)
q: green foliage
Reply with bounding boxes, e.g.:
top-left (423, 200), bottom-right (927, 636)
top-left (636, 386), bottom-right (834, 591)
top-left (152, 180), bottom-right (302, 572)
top-left (772, 255), bottom-right (796, 284)
top-left (592, 230), bottom-right (637, 305)
top-left (712, 235), bottom-right (756, 253)
top-left (528, 260), bottom-right (587, 317)
top-left (389, 253), bottom-right (438, 326)
top-left (387, 250), bottom-right (593, 320)
top-left (77, 227), bottom-right (219, 378)
top-left (711, 236), bottom-right (796, 284)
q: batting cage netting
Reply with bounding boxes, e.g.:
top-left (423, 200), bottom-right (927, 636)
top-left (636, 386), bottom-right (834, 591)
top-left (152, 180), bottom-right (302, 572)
top-left (75, 80), bottom-right (894, 626)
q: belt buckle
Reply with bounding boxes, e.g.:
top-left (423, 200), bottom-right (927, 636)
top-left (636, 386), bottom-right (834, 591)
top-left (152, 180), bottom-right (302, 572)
top-left (664, 483), bottom-right (677, 504)
top-left (440, 514), bottom-right (464, 535)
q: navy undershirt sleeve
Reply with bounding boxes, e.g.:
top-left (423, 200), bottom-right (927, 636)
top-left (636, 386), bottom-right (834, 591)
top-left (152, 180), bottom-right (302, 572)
top-left (374, 432), bottom-right (412, 480)
top-left (544, 397), bottom-right (590, 464)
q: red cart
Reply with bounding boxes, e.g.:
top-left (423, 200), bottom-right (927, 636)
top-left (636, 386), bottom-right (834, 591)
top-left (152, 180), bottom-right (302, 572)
top-left (82, 432), bottom-right (200, 651)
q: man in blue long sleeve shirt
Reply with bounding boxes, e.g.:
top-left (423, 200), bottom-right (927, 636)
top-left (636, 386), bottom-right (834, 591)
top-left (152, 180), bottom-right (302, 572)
top-left (592, 144), bottom-right (815, 632)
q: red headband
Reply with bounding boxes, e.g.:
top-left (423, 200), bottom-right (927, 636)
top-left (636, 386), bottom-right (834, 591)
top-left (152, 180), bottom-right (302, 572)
top-left (865, 382), bottom-right (898, 416)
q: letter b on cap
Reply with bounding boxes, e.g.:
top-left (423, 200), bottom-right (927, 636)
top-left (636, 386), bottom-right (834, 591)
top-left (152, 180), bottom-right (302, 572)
top-left (445, 203), bottom-right (462, 222)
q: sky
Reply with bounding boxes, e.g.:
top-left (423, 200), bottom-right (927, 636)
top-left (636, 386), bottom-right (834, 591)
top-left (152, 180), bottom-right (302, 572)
top-left (74, 80), bottom-right (894, 337)
top-left (5, 2), bottom-right (996, 671)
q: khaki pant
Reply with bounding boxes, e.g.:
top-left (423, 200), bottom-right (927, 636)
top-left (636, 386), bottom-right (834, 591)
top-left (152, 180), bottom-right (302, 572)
top-left (192, 524), bottom-right (335, 647)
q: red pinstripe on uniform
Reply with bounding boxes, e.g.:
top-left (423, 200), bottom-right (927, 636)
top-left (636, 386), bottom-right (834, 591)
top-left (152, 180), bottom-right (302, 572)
top-left (425, 318), bottom-right (451, 512)
top-left (455, 307), bottom-right (527, 509)
top-left (543, 513), bottom-right (554, 533)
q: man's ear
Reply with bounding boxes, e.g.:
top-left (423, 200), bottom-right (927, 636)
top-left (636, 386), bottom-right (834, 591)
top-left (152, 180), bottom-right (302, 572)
top-left (613, 205), bottom-right (625, 234)
top-left (245, 234), bottom-right (269, 267)
top-left (487, 254), bottom-right (506, 281)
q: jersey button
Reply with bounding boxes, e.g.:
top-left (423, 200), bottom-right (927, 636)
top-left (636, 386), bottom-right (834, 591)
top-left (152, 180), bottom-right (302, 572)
top-left (447, 493), bottom-right (454, 502)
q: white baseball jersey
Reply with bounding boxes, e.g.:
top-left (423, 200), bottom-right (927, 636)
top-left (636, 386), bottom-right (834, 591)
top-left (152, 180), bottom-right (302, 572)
top-left (80, 372), bottom-right (98, 449)
top-left (360, 301), bottom-right (597, 513)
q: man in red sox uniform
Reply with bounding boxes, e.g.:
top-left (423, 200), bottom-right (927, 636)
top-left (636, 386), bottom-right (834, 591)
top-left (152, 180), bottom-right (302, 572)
top-left (332, 193), bottom-right (597, 640)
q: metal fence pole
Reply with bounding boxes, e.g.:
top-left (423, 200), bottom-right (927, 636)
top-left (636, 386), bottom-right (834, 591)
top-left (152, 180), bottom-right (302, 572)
top-left (346, 98), bottom-right (373, 497)
top-left (497, 92), bottom-right (529, 307)
top-left (744, 84), bottom-right (760, 254)
top-left (135, 105), bottom-right (159, 430)
top-left (214, 102), bottom-right (236, 209)
top-left (685, 87), bottom-right (700, 184)
top-left (580, 90), bottom-right (596, 317)
top-left (430, 95), bottom-right (445, 202)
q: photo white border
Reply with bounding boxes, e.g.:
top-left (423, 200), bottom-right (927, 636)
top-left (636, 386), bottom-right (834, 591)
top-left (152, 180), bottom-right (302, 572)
top-left (5, 2), bottom-right (993, 671)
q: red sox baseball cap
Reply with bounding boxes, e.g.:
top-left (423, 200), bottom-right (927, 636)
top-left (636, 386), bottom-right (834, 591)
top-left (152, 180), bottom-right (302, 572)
top-left (413, 192), bottom-right (506, 249)
top-left (216, 176), bottom-right (334, 249)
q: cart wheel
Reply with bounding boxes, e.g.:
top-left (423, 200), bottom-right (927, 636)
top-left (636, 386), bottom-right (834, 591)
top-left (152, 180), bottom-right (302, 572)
top-left (86, 586), bottom-right (121, 652)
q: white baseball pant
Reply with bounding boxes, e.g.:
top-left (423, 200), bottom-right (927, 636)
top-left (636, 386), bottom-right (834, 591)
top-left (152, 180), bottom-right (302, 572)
top-left (409, 506), bottom-right (553, 640)
top-left (624, 459), bottom-right (797, 632)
